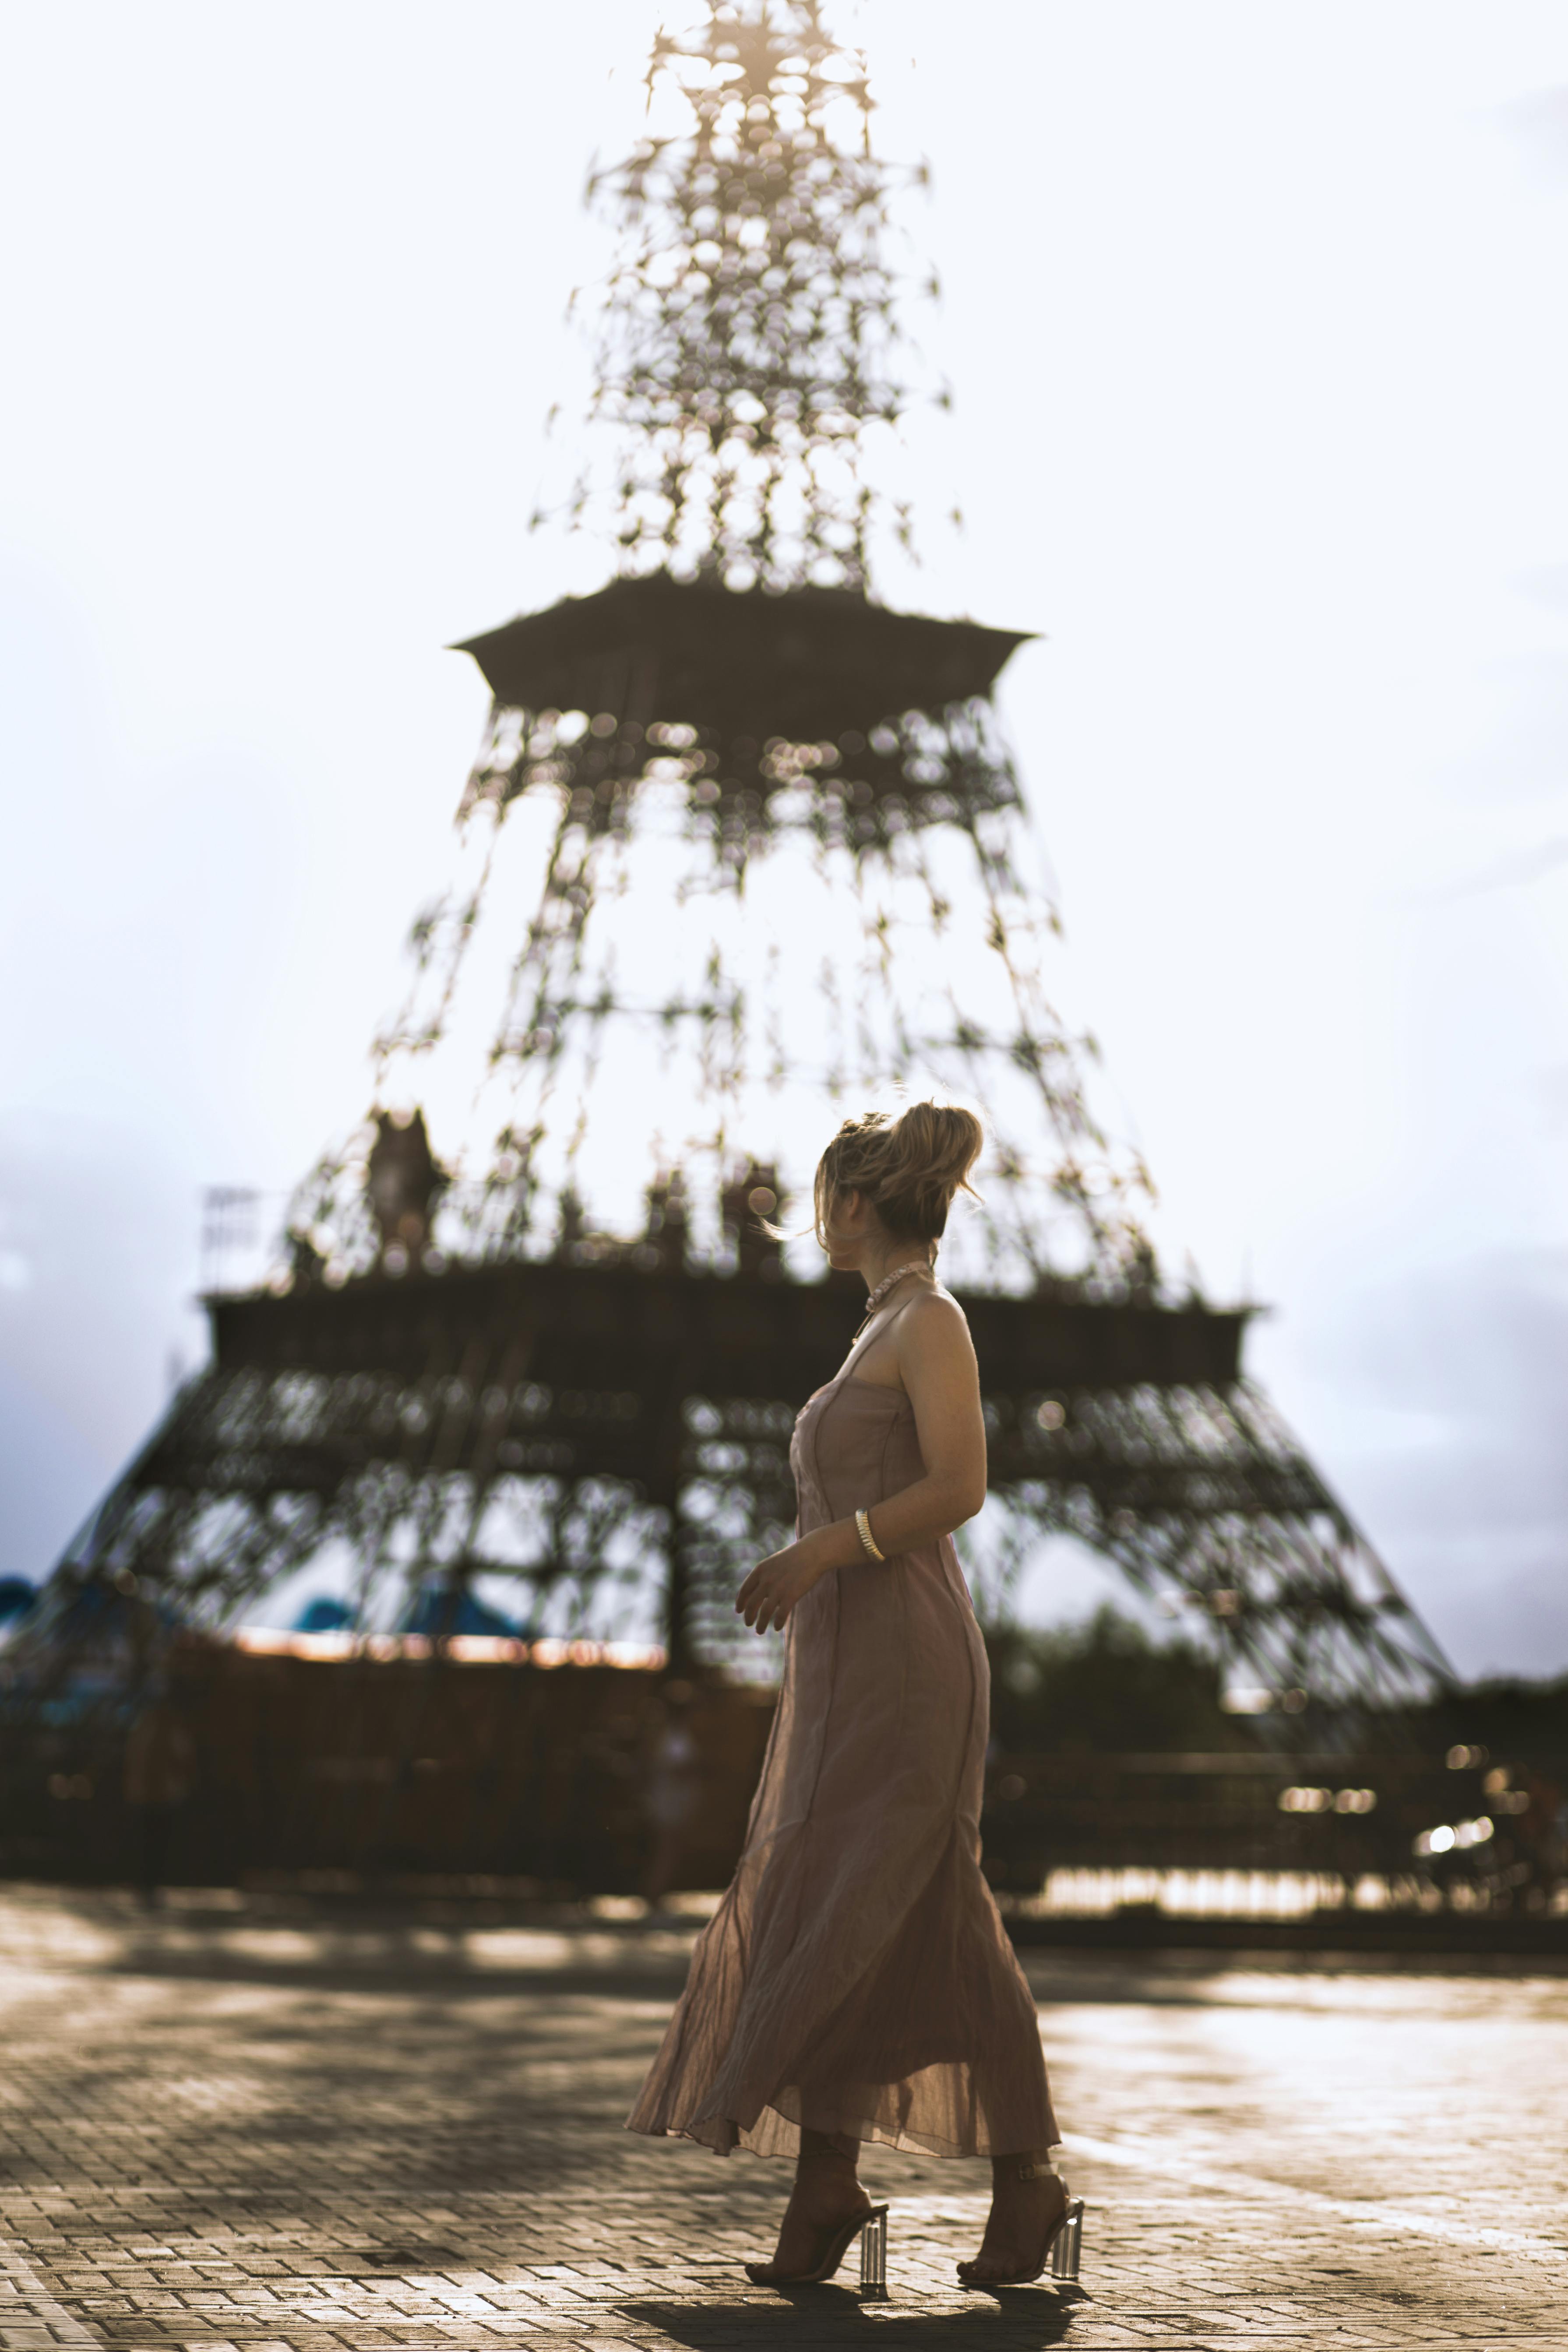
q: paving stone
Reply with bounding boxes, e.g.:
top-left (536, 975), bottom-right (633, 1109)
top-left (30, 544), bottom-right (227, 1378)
top-left (0, 1887), bottom-right (1565, 2347)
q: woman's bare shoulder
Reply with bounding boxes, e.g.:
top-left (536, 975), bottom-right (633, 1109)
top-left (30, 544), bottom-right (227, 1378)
top-left (899, 1285), bottom-right (976, 1356)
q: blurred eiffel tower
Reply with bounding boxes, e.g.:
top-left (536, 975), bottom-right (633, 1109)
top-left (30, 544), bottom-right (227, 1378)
top-left (48, 0), bottom-right (1449, 1723)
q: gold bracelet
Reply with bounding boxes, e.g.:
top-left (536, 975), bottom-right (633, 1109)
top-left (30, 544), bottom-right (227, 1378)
top-left (855, 1508), bottom-right (885, 1563)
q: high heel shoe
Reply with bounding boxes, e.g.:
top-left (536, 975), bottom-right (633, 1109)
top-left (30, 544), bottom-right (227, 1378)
top-left (745, 2200), bottom-right (889, 2293)
top-left (957, 2160), bottom-right (1084, 2288)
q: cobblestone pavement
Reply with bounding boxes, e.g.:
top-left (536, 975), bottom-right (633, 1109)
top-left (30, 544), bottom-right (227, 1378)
top-left (1, 1885), bottom-right (1565, 2352)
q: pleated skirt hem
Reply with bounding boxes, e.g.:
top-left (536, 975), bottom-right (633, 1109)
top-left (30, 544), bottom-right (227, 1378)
top-left (626, 2104), bottom-right (1050, 2162)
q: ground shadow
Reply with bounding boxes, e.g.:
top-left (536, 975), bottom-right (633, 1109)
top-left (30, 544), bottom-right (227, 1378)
top-left (621, 2289), bottom-right (1082, 2348)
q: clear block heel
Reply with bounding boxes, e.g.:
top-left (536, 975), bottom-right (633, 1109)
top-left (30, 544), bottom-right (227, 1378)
top-left (1048, 2196), bottom-right (1085, 2282)
top-left (744, 2200), bottom-right (890, 2291)
top-left (859, 2203), bottom-right (888, 2297)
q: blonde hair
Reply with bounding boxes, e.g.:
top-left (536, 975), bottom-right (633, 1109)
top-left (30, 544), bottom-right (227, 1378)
top-left (813, 1101), bottom-right (984, 1249)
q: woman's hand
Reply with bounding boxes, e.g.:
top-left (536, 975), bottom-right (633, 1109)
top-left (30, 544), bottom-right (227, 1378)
top-left (735, 1530), bottom-right (836, 1635)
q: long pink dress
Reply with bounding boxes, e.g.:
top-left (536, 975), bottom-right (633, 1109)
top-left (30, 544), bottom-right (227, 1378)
top-left (626, 1364), bottom-right (1057, 2159)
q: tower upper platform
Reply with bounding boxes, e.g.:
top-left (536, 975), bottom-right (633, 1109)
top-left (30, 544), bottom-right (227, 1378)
top-left (455, 573), bottom-right (1033, 742)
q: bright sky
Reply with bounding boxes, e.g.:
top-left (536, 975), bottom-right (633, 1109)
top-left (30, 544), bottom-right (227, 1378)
top-left (3, 2), bottom-right (1567, 1676)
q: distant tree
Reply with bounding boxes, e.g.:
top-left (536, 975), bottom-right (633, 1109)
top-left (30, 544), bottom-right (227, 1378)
top-left (0, 1576), bottom-right (37, 1627)
top-left (984, 1606), bottom-right (1250, 1755)
top-left (401, 1585), bottom-right (523, 1641)
top-left (1416, 1673), bottom-right (1568, 1771)
top-left (294, 1597), bottom-right (354, 1635)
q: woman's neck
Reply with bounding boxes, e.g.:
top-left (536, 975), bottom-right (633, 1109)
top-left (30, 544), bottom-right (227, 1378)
top-left (860, 1241), bottom-right (930, 1295)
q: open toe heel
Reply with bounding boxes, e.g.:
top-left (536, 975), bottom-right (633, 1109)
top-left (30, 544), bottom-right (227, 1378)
top-left (958, 2162), bottom-right (1085, 2289)
top-left (745, 2202), bottom-right (890, 2292)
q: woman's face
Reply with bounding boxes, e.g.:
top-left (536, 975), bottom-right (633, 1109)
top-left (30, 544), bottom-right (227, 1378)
top-left (821, 1184), bottom-right (878, 1270)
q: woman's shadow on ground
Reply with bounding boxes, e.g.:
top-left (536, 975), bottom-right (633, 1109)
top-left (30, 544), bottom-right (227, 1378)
top-left (620, 2283), bottom-right (1083, 2348)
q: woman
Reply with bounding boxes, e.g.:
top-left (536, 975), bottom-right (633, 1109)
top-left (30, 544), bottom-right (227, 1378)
top-left (627, 1102), bottom-right (1079, 2289)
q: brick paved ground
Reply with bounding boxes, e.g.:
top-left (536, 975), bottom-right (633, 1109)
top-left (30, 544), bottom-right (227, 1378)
top-left (1, 1884), bottom-right (1565, 2351)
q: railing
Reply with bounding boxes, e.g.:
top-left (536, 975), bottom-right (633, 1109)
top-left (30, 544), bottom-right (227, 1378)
top-left (200, 1187), bottom-right (292, 1297)
top-left (978, 1749), bottom-right (1562, 1910)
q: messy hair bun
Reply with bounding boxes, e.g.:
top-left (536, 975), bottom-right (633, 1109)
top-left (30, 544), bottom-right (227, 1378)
top-left (814, 1101), bottom-right (984, 1248)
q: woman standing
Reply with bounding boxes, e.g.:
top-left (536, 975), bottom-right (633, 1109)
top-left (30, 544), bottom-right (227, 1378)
top-left (627, 1103), bottom-right (1078, 2289)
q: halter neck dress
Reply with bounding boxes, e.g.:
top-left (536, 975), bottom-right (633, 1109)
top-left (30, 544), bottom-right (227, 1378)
top-left (626, 1331), bottom-right (1057, 2159)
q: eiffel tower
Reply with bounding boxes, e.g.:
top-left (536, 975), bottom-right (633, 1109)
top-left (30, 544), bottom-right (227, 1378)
top-left (45, 0), bottom-right (1449, 1726)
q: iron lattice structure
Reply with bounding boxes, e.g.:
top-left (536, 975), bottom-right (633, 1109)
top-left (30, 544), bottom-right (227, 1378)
top-left (42, 0), bottom-right (1450, 1728)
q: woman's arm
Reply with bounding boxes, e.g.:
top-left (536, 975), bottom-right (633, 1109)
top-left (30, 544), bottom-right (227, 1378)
top-left (735, 1291), bottom-right (987, 1634)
